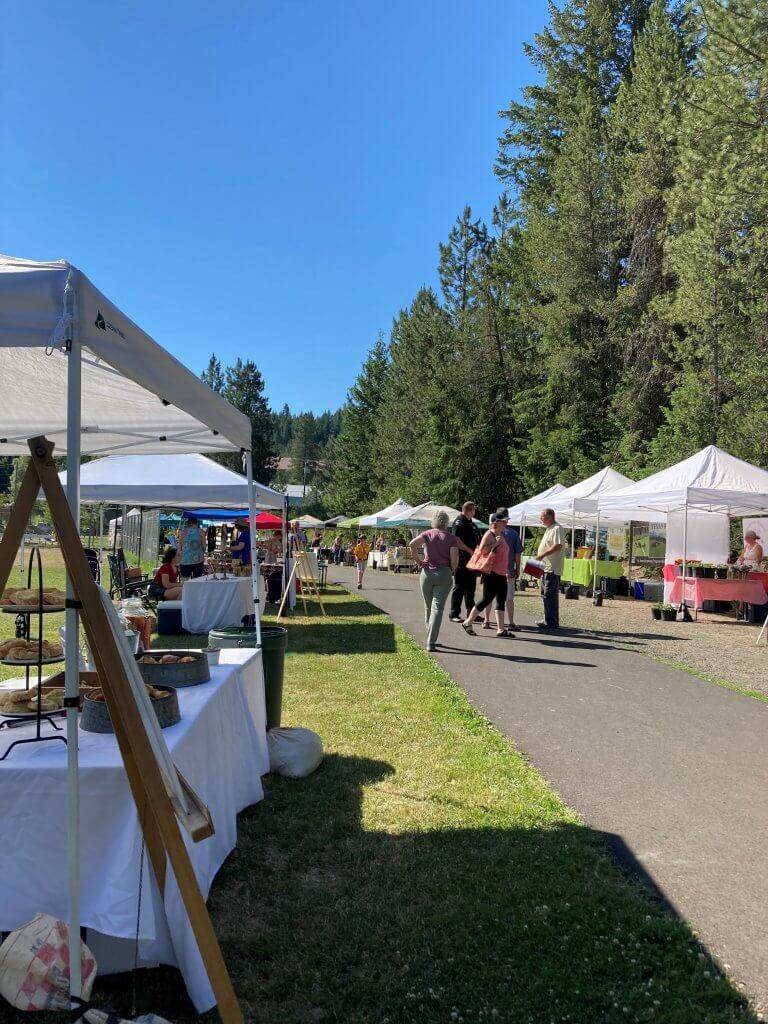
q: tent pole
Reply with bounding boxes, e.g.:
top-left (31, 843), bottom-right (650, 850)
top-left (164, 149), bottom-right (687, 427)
top-left (519, 514), bottom-right (526, 578)
top-left (245, 450), bottom-right (262, 646)
top-left (137, 507), bottom-right (143, 569)
top-left (282, 495), bottom-right (290, 610)
top-left (593, 510), bottom-right (600, 595)
top-left (570, 508), bottom-right (575, 585)
top-left (681, 496), bottom-right (689, 616)
top-left (99, 504), bottom-right (104, 578)
top-left (65, 332), bottom-right (82, 1003)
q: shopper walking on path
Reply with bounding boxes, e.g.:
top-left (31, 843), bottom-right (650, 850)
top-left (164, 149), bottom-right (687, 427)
top-left (482, 508), bottom-right (523, 630)
top-left (409, 511), bottom-right (472, 651)
top-left (537, 507), bottom-right (565, 630)
top-left (462, 514), bottom-right (514, 638)
top-left (353, 534), bottom-right (371, 590)
top-left (448, 501), bottom-right (481, 622)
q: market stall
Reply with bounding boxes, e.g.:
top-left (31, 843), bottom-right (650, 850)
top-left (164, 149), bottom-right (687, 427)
top-left (0, 252), bottom-right (262, 1015)
top-left (561, 558), bottom-right (623, 590)
top-left (0, 649), bottom-right (267, 1011)
top-left (182, 573), bottom-right (265, 634)
top-left (598, 446), bottom-right (768, 625)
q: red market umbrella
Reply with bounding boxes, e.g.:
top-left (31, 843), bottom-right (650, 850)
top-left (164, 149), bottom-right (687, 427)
top-left (253, 511), bottom-right (284, 529)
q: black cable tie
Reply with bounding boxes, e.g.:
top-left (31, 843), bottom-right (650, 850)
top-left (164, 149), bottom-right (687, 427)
top-left (65, 598), bottom-right (83, 609)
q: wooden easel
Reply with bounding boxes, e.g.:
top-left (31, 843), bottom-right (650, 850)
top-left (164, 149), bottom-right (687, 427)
top-left (0, 437), bottom-right (243, 1024)
top-left (277, 548), bottom-right (325, 618)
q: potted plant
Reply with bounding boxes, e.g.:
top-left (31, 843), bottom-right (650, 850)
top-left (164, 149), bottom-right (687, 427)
top-left (661, 603), bottom-right (677, 621)
top-left (651, 602), bottom-right (663, 620)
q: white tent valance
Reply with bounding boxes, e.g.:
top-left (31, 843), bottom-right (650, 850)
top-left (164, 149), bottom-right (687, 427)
top-left (597, 446), bottom-right (768, 521)
top-left (0, 254), bottom-right (250, 455)
top-left (59, 453), bottom-right (284, 510)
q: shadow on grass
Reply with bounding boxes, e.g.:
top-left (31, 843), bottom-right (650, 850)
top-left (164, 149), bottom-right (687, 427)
top-left (93, 753), bottom-right (754, 1024)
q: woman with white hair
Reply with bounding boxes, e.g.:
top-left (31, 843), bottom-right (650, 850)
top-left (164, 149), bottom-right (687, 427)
top-left (409, 510), bottom-right (472, 651)
top-left (737, 530), bottom-right (764, 569)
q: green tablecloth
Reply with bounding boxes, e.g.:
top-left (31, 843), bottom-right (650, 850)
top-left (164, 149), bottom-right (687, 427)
top-left (562, 558), bottom-right (623, 587)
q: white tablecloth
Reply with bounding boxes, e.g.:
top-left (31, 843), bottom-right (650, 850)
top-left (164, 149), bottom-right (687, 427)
top-left (181, 574), bottom-right (264, 634)
top-left (0, 647), bottom-right (268, 1012)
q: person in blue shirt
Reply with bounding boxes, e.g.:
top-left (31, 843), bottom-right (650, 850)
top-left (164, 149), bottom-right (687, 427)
top-left (482, 508), bottom-right (523, 630)
top-left (230, 519), bottom-right (252, 567)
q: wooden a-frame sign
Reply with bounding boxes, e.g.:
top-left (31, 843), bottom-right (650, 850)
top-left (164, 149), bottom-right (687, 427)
top-left (0, 437), bottom-right (243, 1024)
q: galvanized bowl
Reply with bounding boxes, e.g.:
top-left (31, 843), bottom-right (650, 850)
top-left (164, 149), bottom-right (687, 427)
top-left (80, 686), bottom-right (180, 733)
top-left (136, 650), bottom-right (211, 688)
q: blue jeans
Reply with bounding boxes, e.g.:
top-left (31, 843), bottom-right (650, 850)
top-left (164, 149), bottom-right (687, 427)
top-left (420, 567), bottom-right (453, 647)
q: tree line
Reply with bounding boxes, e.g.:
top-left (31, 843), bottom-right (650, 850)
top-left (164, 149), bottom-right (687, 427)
top-left (320, 0), bottom-right (768, 518)
top-left (200, 355), bottom-right (341, 485)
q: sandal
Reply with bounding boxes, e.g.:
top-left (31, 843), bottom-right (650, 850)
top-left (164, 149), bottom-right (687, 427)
top-left (496, 629), bottom-right (515, 638)
top-left (461, 621), bottom-right (476, 637)
top-left (482, 620), bottom-right (493, 629)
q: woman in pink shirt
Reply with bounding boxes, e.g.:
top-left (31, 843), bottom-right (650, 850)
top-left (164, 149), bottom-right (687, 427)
top-left (409, 510), bottom-right (472, 652)
top-left (461, 514), bottom-right (514, 638)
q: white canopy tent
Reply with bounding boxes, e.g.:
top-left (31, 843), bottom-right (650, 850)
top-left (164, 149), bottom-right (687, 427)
top-left (528, 467), bottom-right (636, 587)
top-left (358, 497), bottom-right (413, 528)
top-left (597, 445), bottom-right (768, 520)
top-left (0, 253), bottom-right (261, 1008)
top-left (598, 446), bottom-right (768, 613)
top-left (506, 483), bottom-right (566, 525)
top-left (384, 500), bottom-right (488, 530)
top-left (59, 452), bottom-right (284, 509)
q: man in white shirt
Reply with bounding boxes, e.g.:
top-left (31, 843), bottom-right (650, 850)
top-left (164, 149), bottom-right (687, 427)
top-left (537, 507), bottom-right (565, 630)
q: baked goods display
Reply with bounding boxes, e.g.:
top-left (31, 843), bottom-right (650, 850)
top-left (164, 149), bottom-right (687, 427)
top-left (85, 683), bottom-right (167, 702)
top-left (0, 587), bottom-right (67, 609)
top-left (0, 686), bottom-right (66, 715)
top-left (140, 653), bottom-right (196, 665)
top-left (0, 637), bottom-right (63, 663)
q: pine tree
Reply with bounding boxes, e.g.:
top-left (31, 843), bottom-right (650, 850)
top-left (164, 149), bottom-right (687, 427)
top-left (438, 206), bottom-right (488, 319)
top-left (608, 0), bottom-right (689, 463)
top-left (321, 337), bottom-right (389, 514)
top-left (653, 0), bottom-right (768, 466)
top-left (220, 359), bottom-right (275, 482)
top-left (200, 353), bottom-right (224, 393)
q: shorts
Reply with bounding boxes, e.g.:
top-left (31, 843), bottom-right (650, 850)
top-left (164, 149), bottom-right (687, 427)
top-left (355, 560), bottom-right (367, 571)
top-left (476, 572), bottom-right (508, 612)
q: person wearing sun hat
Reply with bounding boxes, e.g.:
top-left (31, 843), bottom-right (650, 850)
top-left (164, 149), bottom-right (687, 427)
top-left (481, 508), bottom-right (522, 630)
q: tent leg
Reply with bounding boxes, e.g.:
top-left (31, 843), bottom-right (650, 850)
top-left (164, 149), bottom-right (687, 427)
top-left (245, 451), bottom-right (262, 646)
top-left (98, 504), bottom-right (104, 579)
top-left (681, 498), bottom-right (693, 621)
top-left (282, 496), bottom-right (290, 611)
top-left (570, 511), bottom-right (575, 585)
top-left (65, 336), bottom-right (82, 1004)
top-left (592, 511), bottom-right (600, 596)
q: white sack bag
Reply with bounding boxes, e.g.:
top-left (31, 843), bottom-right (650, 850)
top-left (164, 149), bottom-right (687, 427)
top-left (268, 727), bottom-right (324, 778)
top-left (0, 913), bottom-right (96, 1011)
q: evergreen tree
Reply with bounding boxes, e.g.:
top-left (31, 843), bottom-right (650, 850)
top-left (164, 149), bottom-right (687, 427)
top-left (220, 359), bottom-right (275, 482)
top-left (608, 0), bottom-right (689, 463)
top-left (200, 354), bottom-right (225, 393)
top-left (322, 337), bottom-right (389, 514)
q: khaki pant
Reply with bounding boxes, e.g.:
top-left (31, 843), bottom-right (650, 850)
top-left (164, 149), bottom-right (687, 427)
top-left (420, 567), bottom-right (453, 647)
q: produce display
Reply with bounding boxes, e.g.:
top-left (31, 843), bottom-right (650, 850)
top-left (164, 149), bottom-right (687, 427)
top-left (0, 587), bottom-right (67, 608)
top-left (0, 638), bottom-right (63, 662)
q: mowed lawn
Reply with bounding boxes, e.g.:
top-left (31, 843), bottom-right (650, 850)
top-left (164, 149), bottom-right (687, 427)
top-left (0, 583), bottom-right (755, 1023)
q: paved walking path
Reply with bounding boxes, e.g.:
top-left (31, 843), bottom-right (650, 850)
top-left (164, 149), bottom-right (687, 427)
top-left (332, 565), bottom-right (768, 1011)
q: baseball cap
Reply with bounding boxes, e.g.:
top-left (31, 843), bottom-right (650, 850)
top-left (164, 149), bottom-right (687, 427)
top-left (492, 507), bottom-right (509, 521)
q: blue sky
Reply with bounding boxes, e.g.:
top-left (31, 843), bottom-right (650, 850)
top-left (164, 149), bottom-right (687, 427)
top-left (1, 1), bottom-right (546, 413)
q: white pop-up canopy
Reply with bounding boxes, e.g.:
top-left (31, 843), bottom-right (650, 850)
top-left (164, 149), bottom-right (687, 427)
top-left (384, 500), bottom-right (488, 529)
top-left (545, 466), bottom-right (635, 521)
top-left (0, 255), bottom-right (250, 456)
top-left (60, 453), bottom-right (284, 510)
top-left (359, 497), bottom-right (413, 528)
top-left (597, 445), bottom-right (768, 520)
top-left (0, 252), bottom-right (263, 1011)
top-left (506, 483), bottom-right (566, 525)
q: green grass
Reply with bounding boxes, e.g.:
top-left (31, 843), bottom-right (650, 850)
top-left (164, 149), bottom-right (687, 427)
top-left (0, 584), bottom-right (755, 1022)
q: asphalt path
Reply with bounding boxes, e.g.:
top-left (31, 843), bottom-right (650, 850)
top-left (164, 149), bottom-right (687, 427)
top-left (331, 564), bottom-right (768, 1011)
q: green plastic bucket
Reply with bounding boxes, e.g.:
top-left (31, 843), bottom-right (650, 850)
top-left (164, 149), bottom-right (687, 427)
top-left (208, 625), bottom-right (288, 729)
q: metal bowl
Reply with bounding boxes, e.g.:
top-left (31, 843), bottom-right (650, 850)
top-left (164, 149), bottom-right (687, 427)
top-left (136, 650), bottom-right (211, 687)
top-left (80, 686), bottom-right (180, 733)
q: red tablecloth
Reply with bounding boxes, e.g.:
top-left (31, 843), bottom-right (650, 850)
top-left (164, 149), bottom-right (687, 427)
top-left (747, 571), bottom-right (768, 594)
top-left (668, 577), bottom-right (767, 608)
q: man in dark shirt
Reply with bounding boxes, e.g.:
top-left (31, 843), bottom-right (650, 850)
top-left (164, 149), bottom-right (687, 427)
top-left (448, 501), bottom-right (481, 621)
